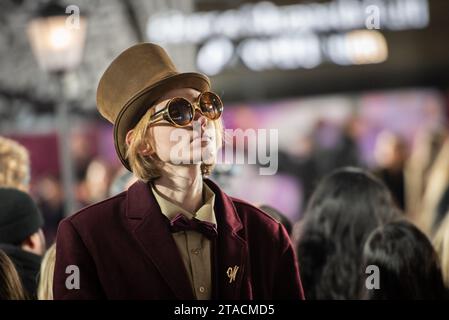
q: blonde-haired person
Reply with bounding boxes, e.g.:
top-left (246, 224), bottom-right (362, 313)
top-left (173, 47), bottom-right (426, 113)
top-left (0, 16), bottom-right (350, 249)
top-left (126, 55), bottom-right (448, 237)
top-left (404, 129), bottom-right (446, 222)
top-left (37, 244), bottom-right (56, 300)
top-left (0, 136), bottom-right (30, 192)
top-left (433, 213), bottom-right (449, 289)
top-left (417, 137), bottom-right (449, 235)
top-left (0, 249), bottom-right (27, 300)
top-left (53, 43), bottom-right (304, 300)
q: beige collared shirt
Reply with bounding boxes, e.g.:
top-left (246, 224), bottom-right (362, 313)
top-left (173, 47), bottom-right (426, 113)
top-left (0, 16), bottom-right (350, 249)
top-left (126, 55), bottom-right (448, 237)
top-left (151, 182), bottom-right (216, 300)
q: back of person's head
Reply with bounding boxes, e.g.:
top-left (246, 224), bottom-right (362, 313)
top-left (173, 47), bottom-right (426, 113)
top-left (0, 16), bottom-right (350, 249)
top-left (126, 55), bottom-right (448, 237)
top-left (0, 249), bottom-right (26, 300)
top-left (361, 220), bottom-right (447, 299)
top-left (37, 244), bottom-right (56, 300)
top-left (0, 188), bottom-right (45, 255)
top-left (0, 136), bottom-right (30, 192)
top-left (433, 213), bottom-right (449, 289)
top-left (297, 167), bottom-right (399, 299)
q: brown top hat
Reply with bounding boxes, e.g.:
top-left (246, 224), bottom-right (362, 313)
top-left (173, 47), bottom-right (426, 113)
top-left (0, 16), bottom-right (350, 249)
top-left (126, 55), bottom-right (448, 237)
top-left (97, 43), bottom-right (211, 171)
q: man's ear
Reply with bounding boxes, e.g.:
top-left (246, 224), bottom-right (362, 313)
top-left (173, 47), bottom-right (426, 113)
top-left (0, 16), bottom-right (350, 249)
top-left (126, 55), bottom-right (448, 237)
top-left (21, 230), bottom-right (45, 256)
top-left (126, 129), bottom-right (152, 156)
top-left (125, 129), bottom-right (134, 147)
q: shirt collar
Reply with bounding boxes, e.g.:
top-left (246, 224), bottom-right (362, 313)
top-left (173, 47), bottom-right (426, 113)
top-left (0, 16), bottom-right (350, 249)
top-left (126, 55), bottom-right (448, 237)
top-left (150, 181), bottom-right (216, 225)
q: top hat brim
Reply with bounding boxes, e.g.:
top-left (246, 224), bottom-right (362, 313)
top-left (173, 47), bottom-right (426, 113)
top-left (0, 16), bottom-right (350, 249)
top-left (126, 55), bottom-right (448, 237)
top-left (114, 72), bottom-right (211, 171)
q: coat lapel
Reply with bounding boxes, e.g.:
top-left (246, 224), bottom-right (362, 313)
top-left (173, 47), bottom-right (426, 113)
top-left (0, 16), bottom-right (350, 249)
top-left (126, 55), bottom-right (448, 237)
top-left (205, 179), bottom-right (251, 300)
top-left (124, 180), bottom-right (195, 300)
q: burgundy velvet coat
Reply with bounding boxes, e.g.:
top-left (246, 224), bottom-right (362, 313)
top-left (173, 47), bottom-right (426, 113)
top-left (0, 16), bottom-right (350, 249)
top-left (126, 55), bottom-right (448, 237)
top-left (53, 179), bottom-right (304, 300)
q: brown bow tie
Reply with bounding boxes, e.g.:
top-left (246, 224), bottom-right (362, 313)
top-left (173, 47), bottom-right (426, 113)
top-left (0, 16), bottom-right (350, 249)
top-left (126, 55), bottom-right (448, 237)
top-left (169, 213), bottom-right (218, 239)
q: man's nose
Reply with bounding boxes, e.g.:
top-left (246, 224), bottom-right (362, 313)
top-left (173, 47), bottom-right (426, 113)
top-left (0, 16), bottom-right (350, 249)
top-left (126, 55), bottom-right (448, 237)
top-left (194, 111), bottom-right (208, 129)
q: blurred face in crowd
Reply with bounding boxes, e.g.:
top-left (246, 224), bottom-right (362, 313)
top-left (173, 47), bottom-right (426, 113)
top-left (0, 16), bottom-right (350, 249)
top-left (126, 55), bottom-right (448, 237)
top-left (85, 159), bottom-right (110, 202)
top-left (374, 131), bottom-right (407, 169)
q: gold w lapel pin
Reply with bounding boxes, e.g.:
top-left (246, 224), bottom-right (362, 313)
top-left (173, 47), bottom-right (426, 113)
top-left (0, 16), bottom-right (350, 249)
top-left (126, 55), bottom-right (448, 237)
top-left (226, 265), bottom-right (239, 283)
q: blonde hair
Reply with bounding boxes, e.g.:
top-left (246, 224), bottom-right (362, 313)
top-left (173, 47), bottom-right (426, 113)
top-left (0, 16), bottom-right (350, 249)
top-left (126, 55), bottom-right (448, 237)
top-left (37, 244), bottom-right (56, 300)
top-left (0, 136), bottom-right (30, 192)
top-left (0, 249), bottom-right (26, 300)
top-left (417, 137), bottom-right (449, 235)
top-left (126, 106), bottom-right (224, 182)
top-left (433, 214), bottom-right (449, 288)
top-left (404, 129), bottom-right (446, 220)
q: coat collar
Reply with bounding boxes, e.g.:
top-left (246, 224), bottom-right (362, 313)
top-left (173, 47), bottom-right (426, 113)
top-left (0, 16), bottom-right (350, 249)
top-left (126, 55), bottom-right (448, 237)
top-left (124, 178), bottom-right (249, 299)
top-left (125, 179), bottom-right (194, 299)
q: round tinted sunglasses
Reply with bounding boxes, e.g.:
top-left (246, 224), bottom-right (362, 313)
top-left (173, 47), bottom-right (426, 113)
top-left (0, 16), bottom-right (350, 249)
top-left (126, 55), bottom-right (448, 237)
top-left (148, 91), bottom-right (223, 128)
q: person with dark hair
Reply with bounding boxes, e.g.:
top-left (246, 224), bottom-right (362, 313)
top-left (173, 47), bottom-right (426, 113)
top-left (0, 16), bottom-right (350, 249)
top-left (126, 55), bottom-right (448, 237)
top-left (361, 220), bottom-right (447, 299)
top-left (0, 188), bottom-right (46, 299)
top-left (0, 249), bottom-right (26, 300)
top-left (296, 167), bottom-right (399, 299)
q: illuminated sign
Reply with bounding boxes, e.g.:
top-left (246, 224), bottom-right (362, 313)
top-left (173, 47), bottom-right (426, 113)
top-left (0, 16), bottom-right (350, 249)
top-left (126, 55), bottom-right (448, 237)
top-left (146, 0), bottom-right (429, 74)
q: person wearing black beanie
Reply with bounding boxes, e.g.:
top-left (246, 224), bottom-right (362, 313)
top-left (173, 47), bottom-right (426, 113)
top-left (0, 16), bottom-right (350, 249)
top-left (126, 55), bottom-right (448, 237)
top-left (0, 187), bottom-right (46, 299)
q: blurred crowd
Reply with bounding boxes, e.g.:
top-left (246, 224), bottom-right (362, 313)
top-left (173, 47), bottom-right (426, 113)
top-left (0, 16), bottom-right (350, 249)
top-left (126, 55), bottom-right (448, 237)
top-left (2, 117), bottom-right (449, 299)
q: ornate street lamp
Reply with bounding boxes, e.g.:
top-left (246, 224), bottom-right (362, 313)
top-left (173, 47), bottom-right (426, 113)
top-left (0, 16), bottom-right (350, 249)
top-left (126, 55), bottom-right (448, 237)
top-left (27, 1), bottom-right (87, 216)
top-left (27, 2), bottom-right (87, 72)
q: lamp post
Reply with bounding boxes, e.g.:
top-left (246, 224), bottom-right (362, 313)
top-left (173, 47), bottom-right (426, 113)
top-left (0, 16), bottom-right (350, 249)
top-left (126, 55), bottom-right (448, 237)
top-left (27, 2), bottom-right (87, 216)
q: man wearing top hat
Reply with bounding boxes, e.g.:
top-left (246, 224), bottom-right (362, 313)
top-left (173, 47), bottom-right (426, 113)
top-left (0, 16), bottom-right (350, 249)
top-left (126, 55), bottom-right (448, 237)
top-left (53, 43), bottom-right (304, 300)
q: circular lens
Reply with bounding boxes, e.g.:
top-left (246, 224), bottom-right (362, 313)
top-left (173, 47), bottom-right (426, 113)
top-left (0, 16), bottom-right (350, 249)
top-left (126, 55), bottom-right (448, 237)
top-left (199, 92), bottom-right (223, 120)
top-left (168, 98), bottom-right (194, 126)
